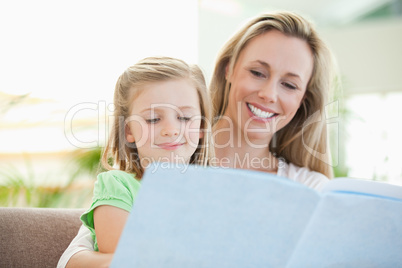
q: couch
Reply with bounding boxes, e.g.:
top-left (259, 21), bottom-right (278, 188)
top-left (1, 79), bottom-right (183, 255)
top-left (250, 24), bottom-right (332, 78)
top-left (0, 207), bottom-right (85, 268)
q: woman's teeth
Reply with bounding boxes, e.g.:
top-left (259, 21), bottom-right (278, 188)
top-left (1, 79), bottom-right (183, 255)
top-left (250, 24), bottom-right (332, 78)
top-left (248, 103), bottom-right (275, 119)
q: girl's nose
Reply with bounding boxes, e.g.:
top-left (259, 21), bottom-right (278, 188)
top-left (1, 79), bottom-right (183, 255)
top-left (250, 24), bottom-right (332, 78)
top-left (257, 81), bottom-right (278, 103)
top-left (161, 122), bottom-right (179, 137)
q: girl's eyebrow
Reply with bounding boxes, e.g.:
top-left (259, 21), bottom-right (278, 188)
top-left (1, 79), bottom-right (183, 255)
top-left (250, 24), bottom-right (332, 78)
top-left (252, 60), bottom-right (302, 81)
top-left (139, 105), bottom-right (199, 114)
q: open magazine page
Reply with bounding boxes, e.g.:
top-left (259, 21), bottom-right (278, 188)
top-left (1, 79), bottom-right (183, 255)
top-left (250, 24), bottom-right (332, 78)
top-left (286, 191), bottom-right (402, 267)
top-left (321, 177), bottom-right (402, 200)
top-left (111, 165), bottom-right (402, 267)
top-left (111, 165), bottom-right (320, 268)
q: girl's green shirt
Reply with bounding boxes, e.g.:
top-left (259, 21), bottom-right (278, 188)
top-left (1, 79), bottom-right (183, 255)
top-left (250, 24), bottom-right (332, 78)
top-left (80, 170), bottom-right (141, 251)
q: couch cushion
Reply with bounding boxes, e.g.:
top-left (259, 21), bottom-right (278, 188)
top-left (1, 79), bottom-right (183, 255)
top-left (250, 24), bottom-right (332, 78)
top-left (0, 207), bottom-right (84, 268)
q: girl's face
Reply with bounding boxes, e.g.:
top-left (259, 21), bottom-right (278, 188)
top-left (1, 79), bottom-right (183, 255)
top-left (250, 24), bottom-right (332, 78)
top-left (125, 79), bottom-right (203, 167)
top-left (224, 30), bottom-right (313, 144)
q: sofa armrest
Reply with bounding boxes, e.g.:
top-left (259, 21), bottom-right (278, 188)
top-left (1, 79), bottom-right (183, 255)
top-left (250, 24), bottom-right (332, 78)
top-left (0, 207), bottom-right (84, 268)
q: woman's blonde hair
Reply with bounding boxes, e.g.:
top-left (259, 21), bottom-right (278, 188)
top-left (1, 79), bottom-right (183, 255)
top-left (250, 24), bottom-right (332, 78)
top-left (102, 56), bottom-right (213, 178)
top-left (210, 11), bottom-right (336, 178)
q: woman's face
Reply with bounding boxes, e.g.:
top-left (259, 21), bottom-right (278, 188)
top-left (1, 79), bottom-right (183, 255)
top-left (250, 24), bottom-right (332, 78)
top-left (224, 30), bottom-right (313, 144)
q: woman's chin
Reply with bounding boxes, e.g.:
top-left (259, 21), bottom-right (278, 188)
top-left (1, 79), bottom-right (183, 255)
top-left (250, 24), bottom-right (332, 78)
top-left (243, 129), bottom-right (273, 147)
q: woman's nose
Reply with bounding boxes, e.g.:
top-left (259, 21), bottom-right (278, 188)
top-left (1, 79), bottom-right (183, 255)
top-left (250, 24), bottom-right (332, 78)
top-left (257, 81), bottom-right (278, 103)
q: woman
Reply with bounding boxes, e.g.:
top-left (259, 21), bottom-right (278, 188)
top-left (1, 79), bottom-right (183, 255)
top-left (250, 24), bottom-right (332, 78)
top-left (58, 11), bottom-right (337, 268)
top-left (210, 10), bottom-right (334, 187)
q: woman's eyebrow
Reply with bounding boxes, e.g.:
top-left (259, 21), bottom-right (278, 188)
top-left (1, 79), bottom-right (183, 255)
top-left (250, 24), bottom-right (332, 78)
top-left (254, 60), bottom-right (270, 68)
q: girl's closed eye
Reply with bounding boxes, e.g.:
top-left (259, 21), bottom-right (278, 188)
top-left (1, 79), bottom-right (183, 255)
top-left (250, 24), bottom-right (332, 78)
top-left (145, 118), bottom-right (160, 124)
top-left (178, 116), bottom-right (192, 122)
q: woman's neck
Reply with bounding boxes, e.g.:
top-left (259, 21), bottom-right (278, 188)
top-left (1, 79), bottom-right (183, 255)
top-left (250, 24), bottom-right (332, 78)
top-left (213, 120), bottom-right (277, 173)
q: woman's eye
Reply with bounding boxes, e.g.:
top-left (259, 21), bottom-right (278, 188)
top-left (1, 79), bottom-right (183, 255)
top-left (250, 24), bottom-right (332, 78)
top-left (282, 82), bottom-right (297, 90)
top-left (178, 116), bottom-right (191, 122)
top-left (145, 118), bottom-right (160, 124)
top-left (250, 70), bottom-right (265, 78)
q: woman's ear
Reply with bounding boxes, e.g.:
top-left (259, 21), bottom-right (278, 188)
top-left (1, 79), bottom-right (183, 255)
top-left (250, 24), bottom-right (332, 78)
top-left (125, 124), bottom-right (135, 143)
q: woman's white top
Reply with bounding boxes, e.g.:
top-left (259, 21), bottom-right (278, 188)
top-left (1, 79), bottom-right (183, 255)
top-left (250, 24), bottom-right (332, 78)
top-left (277, 159), bottom-right (329, 191)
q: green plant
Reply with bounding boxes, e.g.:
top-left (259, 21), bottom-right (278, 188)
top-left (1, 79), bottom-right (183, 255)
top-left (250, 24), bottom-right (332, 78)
top-left (0, 93), bottom-right (30, 115)
top-left (0, 93), bottom-right (104, 208)
top-left (69, 147), bottom-right (105, 176)
top-left (329, 75), bottom-right (350, 178)
top-left (0, 149), bottom-right (101, 208)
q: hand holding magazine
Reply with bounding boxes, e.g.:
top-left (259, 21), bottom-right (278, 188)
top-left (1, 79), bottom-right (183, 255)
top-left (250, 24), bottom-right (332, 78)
top-left (111, 164), bottom-right (402, 268)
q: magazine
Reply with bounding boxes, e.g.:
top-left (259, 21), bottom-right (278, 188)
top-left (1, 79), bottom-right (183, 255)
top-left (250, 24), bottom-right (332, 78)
top-left (111, 165), bottom-right (402, 267)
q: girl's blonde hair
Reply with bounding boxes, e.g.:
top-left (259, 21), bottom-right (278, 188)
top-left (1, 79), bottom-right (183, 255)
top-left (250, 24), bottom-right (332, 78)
top-left (102, 56), bottom-right (213, 178)
top-left (210, 11), bottom-right (336, 178)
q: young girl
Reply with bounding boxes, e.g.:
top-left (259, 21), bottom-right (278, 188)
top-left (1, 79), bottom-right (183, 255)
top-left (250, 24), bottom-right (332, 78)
top-left (59, 56), bottom-right (213, 267)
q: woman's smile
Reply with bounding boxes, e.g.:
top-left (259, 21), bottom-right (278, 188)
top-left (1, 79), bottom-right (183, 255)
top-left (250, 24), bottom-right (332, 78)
top-left (247, 102), bottom-right (278, 121)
